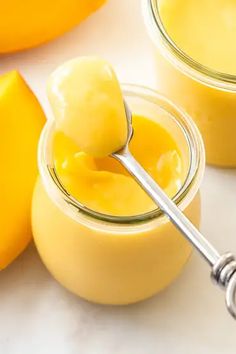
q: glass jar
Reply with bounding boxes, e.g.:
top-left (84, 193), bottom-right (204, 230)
top-left (32, 85), bottom-right (205, 305)
top-left (143, 0), bottom-right (236, 167)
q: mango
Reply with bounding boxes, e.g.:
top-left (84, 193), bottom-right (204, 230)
top-left (0, 71), bottom-right (45, 269)
top-left (0, 0), bottom-right (106, 53)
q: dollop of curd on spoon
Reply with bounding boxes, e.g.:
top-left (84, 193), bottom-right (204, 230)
top-left (47, 57), bottom-right (128, 157)
top-left (48, 57), bottom-right (184, 216)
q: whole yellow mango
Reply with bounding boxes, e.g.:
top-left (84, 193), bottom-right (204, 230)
top-left (0, 0), bottom-right (106, 53)
top-left (0, 71), bottom-right (45, 269)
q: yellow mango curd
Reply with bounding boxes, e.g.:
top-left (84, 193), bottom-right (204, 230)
top-left (47, 57), bottom-right (128, 158)
top-left (53, 114), bottom-right (183, 217)
top-left (32, 58), bottom-right (205, 304)
top-left (160, 0), bottom-right (236, 75)
top-left (144, 0), bottom-right (236, 167)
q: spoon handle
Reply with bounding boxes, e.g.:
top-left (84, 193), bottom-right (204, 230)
top-left (113, 148), bottom-right (236, 319)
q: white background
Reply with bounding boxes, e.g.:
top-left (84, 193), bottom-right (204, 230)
top-left (0, 1), bottom-right (236, 353)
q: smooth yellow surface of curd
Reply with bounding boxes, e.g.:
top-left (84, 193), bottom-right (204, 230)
top-left (159, 0), bottom-right (236, 75)
top-left (148, 0), bottom-right (236, 167)
top-left (53, 114), bottom-right (184, 216)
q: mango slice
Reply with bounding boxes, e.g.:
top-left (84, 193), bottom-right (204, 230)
top-left (0, 71), bottom-right (45, 269)
top-left (0, 0), bottom-right (106, 53)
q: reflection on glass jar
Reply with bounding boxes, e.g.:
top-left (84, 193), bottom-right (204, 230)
top-left (143, 0), bottom-right (236, 167)
top-left (32, 85), bottom-right (205, 305)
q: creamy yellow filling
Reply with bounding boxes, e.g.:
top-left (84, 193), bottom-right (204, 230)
top-left (53, 114), bottom-right (184, 216)
top-left (47, 57), bottom-right (128, 157)
top-left (159, 0), bottom-right (236, 74)
top-left (48, 56), bottom-right (185, 216)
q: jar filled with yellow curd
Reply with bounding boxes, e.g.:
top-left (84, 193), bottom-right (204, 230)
top-left (143, 0), bottom-right (236, 167)
top-left (32, 85), bottom-right (204, 305)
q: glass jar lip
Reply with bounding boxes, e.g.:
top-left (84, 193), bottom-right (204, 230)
top-left (143, 0), bottom-right (236, 92)
top-left (38, 84), bottom-right (205, 226)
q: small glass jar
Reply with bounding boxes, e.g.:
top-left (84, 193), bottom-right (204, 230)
top-left (143, 0), bottom-right (236, 167)
top-left (32, 85), bottom-right (205, 305)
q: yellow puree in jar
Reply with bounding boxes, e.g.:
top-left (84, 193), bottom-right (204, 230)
top-left (53, 117), bottom-right (183, 216)
top-left (48, 57), bottom-right (185, 216)
top-left (32, 57), bottom-right (199, 304)
top-left (159, 0), bottom-right (236, 75)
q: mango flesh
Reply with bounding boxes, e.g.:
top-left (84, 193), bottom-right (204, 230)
top-left (0, 0), bottom-right (106, 53)
top-left (0, 71), bottom-right (45, 269)
top-left (47, 57), bottom-right (128, 157)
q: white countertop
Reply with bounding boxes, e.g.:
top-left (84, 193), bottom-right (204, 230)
top-left (0, 1), bottom-right (236, 353)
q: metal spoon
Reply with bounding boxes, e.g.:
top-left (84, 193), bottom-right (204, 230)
top-left (112, 101), bottom-right (236, 320)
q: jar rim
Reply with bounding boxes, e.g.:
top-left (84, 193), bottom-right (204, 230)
top-left (143, 0), bottom-right (236, 92)
top-left (38, 84), bottom-right (205, 226)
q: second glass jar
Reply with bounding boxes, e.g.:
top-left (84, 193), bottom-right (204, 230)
top-left (143, 0), bottom-right (236, 167)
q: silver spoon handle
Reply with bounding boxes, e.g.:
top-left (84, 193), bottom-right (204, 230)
top-left (113, 148), bottom-right (236, 319)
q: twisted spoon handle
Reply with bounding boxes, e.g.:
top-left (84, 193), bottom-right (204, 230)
top-left (113, 147), bottom-right (236, 319)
